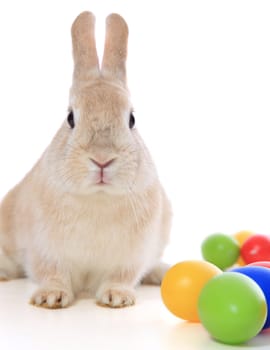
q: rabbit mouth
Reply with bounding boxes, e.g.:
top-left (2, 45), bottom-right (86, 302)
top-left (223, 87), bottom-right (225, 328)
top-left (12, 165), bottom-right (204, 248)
top-left (96, 179), bottom-right (109, 186)
top-left (93, 171), bottom-right (111, 186)
top-left (94, 172), bottom-right (114, 187)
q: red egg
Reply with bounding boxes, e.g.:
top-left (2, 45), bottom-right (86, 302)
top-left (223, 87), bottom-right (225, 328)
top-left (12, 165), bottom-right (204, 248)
top-left (241, 235), bottom-right (270, 264)
top-left (249, 261), bottom-right (270, 269)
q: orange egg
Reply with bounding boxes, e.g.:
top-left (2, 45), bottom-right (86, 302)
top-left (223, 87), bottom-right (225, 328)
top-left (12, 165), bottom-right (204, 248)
top-left (161, 260), bottom-right (222, 322)
top-left (233, 230), bottom-right (254, 266)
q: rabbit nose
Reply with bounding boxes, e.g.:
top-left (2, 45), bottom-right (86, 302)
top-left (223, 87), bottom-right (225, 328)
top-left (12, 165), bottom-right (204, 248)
top-left (90, 158), bottom-right (115, 169)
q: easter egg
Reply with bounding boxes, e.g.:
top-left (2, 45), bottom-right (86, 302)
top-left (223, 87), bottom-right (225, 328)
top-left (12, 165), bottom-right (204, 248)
top-left (233, 230), bottom-right (253, 266)
top-left (231, 266), bottom-right (270, 329)
top-left (161, 260), bottom-right (222, 322)
top-left (201, 233), bottom-right (240, 270)
top-left (249, 261), bottom-right (270, 269)
top-left (198, 272), bottom-right (267, 344)
top-left (241, 234), bottom-right (270, 264)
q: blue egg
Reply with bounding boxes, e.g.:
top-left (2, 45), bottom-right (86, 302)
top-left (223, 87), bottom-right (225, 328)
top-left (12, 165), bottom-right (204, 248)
top-left (231, 266), bottom-right (270, 329)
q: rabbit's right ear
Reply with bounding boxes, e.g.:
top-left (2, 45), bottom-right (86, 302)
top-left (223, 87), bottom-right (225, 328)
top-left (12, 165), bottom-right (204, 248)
top-left (71, 12), bottom-right (99, 82)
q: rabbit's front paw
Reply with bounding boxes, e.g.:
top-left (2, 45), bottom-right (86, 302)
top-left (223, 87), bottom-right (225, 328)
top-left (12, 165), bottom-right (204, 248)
top-left (0, 270), bottom-right (9, 281)
top-left (30, 288), bottom-right (73, 309)
top-left (96, 287), bottom-right (136, 308)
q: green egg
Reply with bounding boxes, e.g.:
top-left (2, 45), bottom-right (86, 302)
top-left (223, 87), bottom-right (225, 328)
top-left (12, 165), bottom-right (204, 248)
top-left (201, 233), bottom-right (240, 270)
top-left (198, 272), bottom-right (267, 345)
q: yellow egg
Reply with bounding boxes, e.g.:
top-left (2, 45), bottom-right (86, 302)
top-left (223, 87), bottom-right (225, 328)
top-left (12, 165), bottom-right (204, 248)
top-left (161, 260), bottom-right (222, 322)
top-left (233, 230), bottom-right (254, 266)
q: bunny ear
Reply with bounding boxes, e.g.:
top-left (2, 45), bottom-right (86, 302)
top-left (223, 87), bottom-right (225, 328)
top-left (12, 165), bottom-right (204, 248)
top-left (101, 13), bottom-right (129, 84)
top-left (71, 12), bottom-right (99, 82)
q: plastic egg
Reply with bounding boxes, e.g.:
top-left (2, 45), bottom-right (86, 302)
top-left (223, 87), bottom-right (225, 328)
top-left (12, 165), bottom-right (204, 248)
top-left (241, 234), bottom-right (270, 264)
top-left (201, 233), bottom-right (240, 270)
top-left (233, 230), bottom-right (253, 266)
top-left (198, 272), bottom-right (267, 345)
top-left (231, 266), bottom-right (270, 329)
top-left (161, 260), bottom-right (222, 322)
top-left (249, 261), bottom-right (270, 269)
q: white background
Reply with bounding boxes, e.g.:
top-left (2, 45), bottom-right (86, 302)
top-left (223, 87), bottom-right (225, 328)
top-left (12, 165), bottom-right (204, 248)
top-left (0, 0), bottom-right (270, 264)
top-left (1, 2), bottom-right (270, 350)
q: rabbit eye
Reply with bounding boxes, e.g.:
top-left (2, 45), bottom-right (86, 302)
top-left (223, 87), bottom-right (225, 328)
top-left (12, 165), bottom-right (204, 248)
top-left (67, 110), bottom-right (75, 129)
top-left (129, 112), bottom-right (135, 129)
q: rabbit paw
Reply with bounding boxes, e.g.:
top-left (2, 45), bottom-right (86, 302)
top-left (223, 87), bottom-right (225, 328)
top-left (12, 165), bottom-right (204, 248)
top-left (0, 271), bottom-right (8, 281)
top-left (30, 288), bottom-right (73, 309)
top-left (96, 287), bottom-right (136, 308)
top-left (0, 254), bottom-right (23, 281)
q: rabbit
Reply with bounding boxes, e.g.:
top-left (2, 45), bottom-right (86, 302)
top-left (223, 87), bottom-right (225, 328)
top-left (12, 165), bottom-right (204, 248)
top-left (0, 11), bottom-right (172, 309)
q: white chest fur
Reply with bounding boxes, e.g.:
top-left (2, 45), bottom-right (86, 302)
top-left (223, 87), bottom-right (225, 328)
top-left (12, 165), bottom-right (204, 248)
top-left (25, 191), bottom-right (159, 288)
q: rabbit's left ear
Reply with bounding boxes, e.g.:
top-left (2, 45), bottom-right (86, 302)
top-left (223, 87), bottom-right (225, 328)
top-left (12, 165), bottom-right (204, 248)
top-left (101, 13), bottom-right (129, 84)
top-left (71, 11), bottom-right (99, 82)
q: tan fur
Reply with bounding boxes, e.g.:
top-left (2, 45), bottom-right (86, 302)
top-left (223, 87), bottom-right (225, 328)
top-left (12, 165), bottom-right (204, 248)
top-left (0, 12), bottom-right (172, 309)
top-left (102, 13), bottom-right (129, 83)
top-left (72, 11), bottom-right (99, 81)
